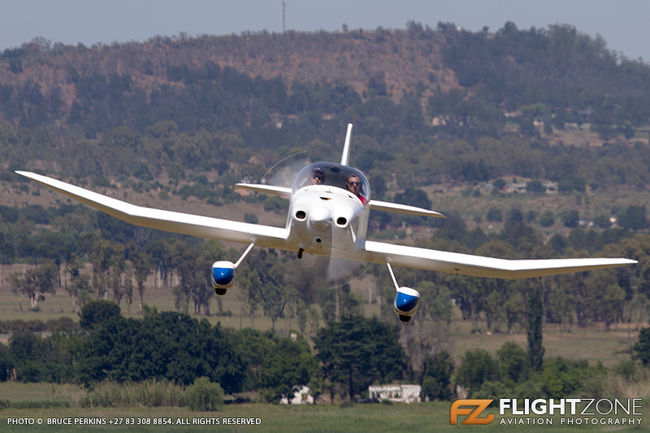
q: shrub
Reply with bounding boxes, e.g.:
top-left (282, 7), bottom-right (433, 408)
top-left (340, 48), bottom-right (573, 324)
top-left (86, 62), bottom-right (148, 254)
top-left (79, 300), bottom-right (120, 330)
top-left (475, 380), bottom-right (510, 401)
top-left (186, 377), bottom-right (224, 411)
top-left (455, 349), bottom-right (499, 395)
top-left (513, 380), bottom-right (544, 400)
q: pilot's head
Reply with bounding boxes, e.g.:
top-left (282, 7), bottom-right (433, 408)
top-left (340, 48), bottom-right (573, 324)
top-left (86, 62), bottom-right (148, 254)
top-left (346, 175), bottom-right (361, 196)
top-left (311, 168), bottom-right (325, 185)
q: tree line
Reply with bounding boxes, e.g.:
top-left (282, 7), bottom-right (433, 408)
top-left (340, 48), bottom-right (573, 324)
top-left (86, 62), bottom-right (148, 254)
top-left (2, 199), bottom-right (649, 333)
top-left (2, 302), bottom-right (649, 403)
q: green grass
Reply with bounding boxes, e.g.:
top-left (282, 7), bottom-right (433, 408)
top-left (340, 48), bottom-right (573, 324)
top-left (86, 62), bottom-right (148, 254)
top-left (2, 402), bottom-right (650, 433)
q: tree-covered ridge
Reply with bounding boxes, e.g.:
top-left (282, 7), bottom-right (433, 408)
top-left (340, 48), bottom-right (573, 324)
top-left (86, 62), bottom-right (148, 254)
top-left (0, 28), bottom-right (453, 116)
top-left (2, 22), bottom-right (649, 128)
top-left (0, 23), bottom-right (648, 190)
top-left (439, 22), bottom-right (650, 126)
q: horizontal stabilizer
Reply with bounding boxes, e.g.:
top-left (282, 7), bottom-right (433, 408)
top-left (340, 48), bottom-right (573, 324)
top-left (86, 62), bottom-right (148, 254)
top-left (235, 183), bottom-right (292, 198)
top-left (369, 200), bottom-right (446, 218)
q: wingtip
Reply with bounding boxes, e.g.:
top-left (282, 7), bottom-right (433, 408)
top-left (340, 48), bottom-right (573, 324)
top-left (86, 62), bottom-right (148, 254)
top-left (15, 170), bottom-right (34, 179)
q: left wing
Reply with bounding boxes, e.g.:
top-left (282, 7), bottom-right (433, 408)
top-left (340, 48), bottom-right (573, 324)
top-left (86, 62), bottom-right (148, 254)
top-left (235, 183), bottom-right (292, 198)
top-left (361, 240), bottom-right (636, 280)
top-left (16, 171), bottom-right (290, 249)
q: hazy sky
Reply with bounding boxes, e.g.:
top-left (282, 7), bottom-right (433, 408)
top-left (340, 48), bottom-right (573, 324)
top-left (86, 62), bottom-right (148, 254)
top-left (1, 0), bottom-right (649, 62)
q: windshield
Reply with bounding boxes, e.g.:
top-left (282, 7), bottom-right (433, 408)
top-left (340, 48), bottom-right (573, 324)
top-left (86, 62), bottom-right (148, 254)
top-left (292, 162), bottom-right (370, 201)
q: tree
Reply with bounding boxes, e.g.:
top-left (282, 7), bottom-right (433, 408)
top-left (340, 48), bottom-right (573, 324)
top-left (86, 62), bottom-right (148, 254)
top-left (79, 300), bottom-right (121, 330)
top-left (526, 180), bottom-right (545, 195)
top-left (260, 336), bottom-right (318, 403)
top-left (129, 248), bottom-right (151, 312)
top-left (80, 311), bottom-right (245, 392)
top-left (89, 238), bottom-right (123, 300)
top-left (420, 351), bottom-right (454, 401)
top-left (633, 327), bottom-right (650, 365)
top-left (497, 342), bottom-right (529, 385)
top-left (455, 349), bottom-right (498, 395)
top-left (582, 272), bottom-right (625, 330)
top-left (487, 207), bottom-right (503, 222)
top-left (314, 316), bottom-right (408, 401)
top-left (539, 211), bottom-right (555, 227)
top-left (527, 282), bottom-right (545, 372)
top-left (65, 256), bottom-right (92, 311)
top-left (0, 343), bottom-right (14, 381)
top-left (561, 210), bottom-right (579, 228)
top-left (11, 261), bottom-right (58, 309)
top-left (619, 205), bottom-right (648, 231)
top-left (172, 243), bottom-right (201, 313)
top-left (247, 250), bottom-right (294, 331)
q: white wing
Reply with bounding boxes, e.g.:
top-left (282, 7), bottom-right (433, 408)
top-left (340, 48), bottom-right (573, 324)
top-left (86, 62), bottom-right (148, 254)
top-left (362, 240), bottom-right (636, 280)
top-left (16, 171), bottom-right (290, 249)
top-left (369, 200), bottom-right (445, 218)
top-left (235, 183), bottom-right (292, 198)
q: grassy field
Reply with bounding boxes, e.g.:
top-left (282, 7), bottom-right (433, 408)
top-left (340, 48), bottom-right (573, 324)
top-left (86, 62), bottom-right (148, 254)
top-left (2, 401), bottom-right (650, 433)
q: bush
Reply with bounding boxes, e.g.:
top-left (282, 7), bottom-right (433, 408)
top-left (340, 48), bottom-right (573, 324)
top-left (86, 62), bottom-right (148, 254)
top-left (79, 300), bottom-right (120, 330)
top-left (186, 377), bottom-right (224, 411)
top-left (614, 360), bottom-right (636, 381)
top-left (513, 380), bottom-right (544, 400)
top-left (455, 349), bottom-right (499, 395)
top-left (475, 380), bottom-right (510, 401)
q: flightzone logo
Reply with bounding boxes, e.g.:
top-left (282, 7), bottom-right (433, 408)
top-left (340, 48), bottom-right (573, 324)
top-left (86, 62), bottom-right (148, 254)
top-left (450, 399), bottom-right (494, 425)
top-left (450, 398), bottom-right (644, 426)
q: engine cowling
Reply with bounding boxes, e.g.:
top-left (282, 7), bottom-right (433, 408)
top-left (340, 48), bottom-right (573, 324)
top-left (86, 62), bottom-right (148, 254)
top-left (393, 287), bottom-right (420, 322)
top-left (211, 261), bottom-right (235, 295)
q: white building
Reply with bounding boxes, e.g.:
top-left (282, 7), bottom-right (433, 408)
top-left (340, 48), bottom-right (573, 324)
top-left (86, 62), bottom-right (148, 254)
top-left (368, 384), bottom-right (421, 403)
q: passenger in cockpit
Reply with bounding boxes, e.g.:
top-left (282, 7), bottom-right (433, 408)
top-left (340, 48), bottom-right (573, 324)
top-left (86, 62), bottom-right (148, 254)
top-left (311, 167), bottom-right (325, 185)
top-left (346, 174), bottom-right (367, 204)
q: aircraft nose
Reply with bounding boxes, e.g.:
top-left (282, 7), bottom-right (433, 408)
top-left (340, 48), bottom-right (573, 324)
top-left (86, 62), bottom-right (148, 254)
top-left (308, 206), bottom-right (331, 232)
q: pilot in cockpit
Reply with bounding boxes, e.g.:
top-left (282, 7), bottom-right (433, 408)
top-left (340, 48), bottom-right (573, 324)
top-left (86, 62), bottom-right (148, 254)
top-left (311, 167), bottom-right (325, 185)
top-left (346, 174), bottom-right (367, 204)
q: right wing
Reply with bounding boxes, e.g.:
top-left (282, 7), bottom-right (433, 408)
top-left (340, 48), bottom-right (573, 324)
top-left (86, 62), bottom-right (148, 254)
top-left (16, 171), bottom-right (290, 249)
top-left (362, 240), bottom-right (636, 280)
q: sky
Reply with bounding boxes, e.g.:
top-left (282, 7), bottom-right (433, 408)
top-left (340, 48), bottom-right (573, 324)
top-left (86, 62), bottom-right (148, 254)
top-left (1, 0), bottom-right (649, 62)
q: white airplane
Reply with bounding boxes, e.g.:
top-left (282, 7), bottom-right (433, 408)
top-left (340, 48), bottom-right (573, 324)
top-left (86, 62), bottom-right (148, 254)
top-left (16, 124), bottom-right (636, 321)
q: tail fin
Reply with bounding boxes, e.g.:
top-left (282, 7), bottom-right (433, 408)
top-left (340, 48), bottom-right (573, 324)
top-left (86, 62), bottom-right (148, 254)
top-left (340, 123), bottom-right (353, 165)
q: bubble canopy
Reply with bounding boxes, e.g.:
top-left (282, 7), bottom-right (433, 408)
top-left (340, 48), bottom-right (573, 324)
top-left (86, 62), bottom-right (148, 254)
top-left (292, 162), bottom-right (370, 201)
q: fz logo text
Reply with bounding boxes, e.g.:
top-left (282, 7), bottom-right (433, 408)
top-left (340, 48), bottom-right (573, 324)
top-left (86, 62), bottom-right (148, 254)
top-left (450, 399), bottom-right (495, 425)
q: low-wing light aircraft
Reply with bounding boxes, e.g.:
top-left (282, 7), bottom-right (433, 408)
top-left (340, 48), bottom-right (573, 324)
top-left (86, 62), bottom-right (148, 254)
top-left (16, 124), bottom-right (636, 321)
